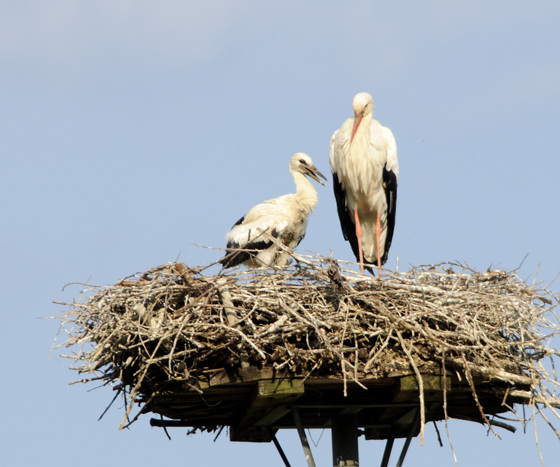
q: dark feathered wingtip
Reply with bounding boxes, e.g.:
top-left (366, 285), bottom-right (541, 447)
top-left (220, 250), bottom-right (248, 269)
top-left (220, 238), bottom-right (275, 269)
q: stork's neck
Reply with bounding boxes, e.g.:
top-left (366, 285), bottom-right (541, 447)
top-left (291, 171), bottom-right (319, 214)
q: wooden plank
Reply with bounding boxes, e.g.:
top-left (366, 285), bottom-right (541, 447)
top-left (229, 425), bottom-right (275, 443)
top-left (208, 367), bottom-right (277, 387)
top-left (257, 379), bottom-right (305, 399)
top-left (399, 374), bottom-right (451, 391)
top-left (254, 406), bottom-right (292, 427)
top-left (230, 378), bottom-right (305, 442)
top-left (393, 374), bottom-right (452, 402)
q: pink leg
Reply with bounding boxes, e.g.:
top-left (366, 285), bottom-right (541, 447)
top-left (375, 212), bottom-right (382, 276)
top-left (354, 210), bottom-right (364, 273)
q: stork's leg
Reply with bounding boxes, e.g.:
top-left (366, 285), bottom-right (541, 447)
top-left (376, 212), bottom-right (382, 276)
top-left (354, 210), bottom-right (364, 274)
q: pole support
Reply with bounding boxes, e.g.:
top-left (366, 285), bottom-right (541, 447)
top-left (332, 413), bottom-right (359, 466)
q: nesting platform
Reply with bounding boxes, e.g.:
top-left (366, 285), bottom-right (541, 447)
top-left (148, 367), bottom-right (529, 442)
top-left (55, 256), bottom-right (560, 446)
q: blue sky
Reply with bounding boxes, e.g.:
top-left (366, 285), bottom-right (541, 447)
top-left (2, 1), bottom-right (560, 465)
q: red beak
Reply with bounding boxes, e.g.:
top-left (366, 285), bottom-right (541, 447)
top-left (350, 113), bottom-right (363, 143)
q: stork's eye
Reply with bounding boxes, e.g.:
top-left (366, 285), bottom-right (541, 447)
top-left (299, 159), bottom-right (307, 165)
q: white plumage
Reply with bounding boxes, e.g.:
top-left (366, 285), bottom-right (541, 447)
top-left (221, 153), bottom-right (326, 268)
top-left (330, 92), bottom-right (399, 274)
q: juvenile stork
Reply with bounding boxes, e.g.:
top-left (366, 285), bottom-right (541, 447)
top-left (330, 92), bottom-right (399, 274)
top-left (220, 153), bottom-right (326, 268)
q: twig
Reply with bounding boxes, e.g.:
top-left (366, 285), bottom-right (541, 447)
top-left (397, 331), bottom-right (426, 445)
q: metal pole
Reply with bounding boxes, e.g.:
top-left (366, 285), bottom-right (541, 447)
top-left (395, 408), bottom-right (420, 467)
top-left (272, 434), bottom-right (292, 467)
top-left (395, 434), bottom-right (413, 467)
top-left (292, 407), bottom-right (317, 467)
top-left (380, 436), bottom-right (395, 467)
top-left (331, 413), bottom-right (359, 467)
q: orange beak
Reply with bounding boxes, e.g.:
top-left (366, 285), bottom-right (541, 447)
top-left (350, 113), bottom-right (363, 143)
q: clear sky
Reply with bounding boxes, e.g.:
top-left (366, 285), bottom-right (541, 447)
top-left (2, 1), bottom-right (560, 465)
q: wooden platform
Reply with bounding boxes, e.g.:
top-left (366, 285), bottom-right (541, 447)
top-left (147, 366), bottom-right (528, 442)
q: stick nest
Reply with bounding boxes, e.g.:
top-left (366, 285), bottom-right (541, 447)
top-left (55, 256), bottom-right (560, 434)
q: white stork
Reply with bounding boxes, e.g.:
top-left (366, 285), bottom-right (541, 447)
top-left (220, 153), bottom-right (327, 268)
top-left (329, 92), bottom-right (399, 274)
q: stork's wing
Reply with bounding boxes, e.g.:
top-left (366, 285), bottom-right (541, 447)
top-left (381, 126), bottom-right (399, 179)
top-left (380, 125), bottom-right (399, 265)
top-left (381, 167), bottom-right (397, 264)
top-left (220, 201), bottom-right (288, 268)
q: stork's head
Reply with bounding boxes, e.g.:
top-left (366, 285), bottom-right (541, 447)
top-left (351, 92), bottom-right (374, 142)
top-left (290, 153), bottom-right (327, 186)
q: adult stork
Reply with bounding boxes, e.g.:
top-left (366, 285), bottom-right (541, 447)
top-left (329, 92), bottom-right (399, 274)
top-left (220, 153), bottom-right (327, 269)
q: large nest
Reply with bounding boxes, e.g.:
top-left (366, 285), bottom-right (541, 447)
top-left (55, 255), bottom-right (560, 439)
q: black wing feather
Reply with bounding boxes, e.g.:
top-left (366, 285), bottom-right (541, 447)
top-left (231, 215), bottom-right (246, 227)
top-left (381, 167), bottom-right (398, 265)
top-left (220, 239), bottom-right (273, 268)
top-left (220, 225), bottom-right (280, 269)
